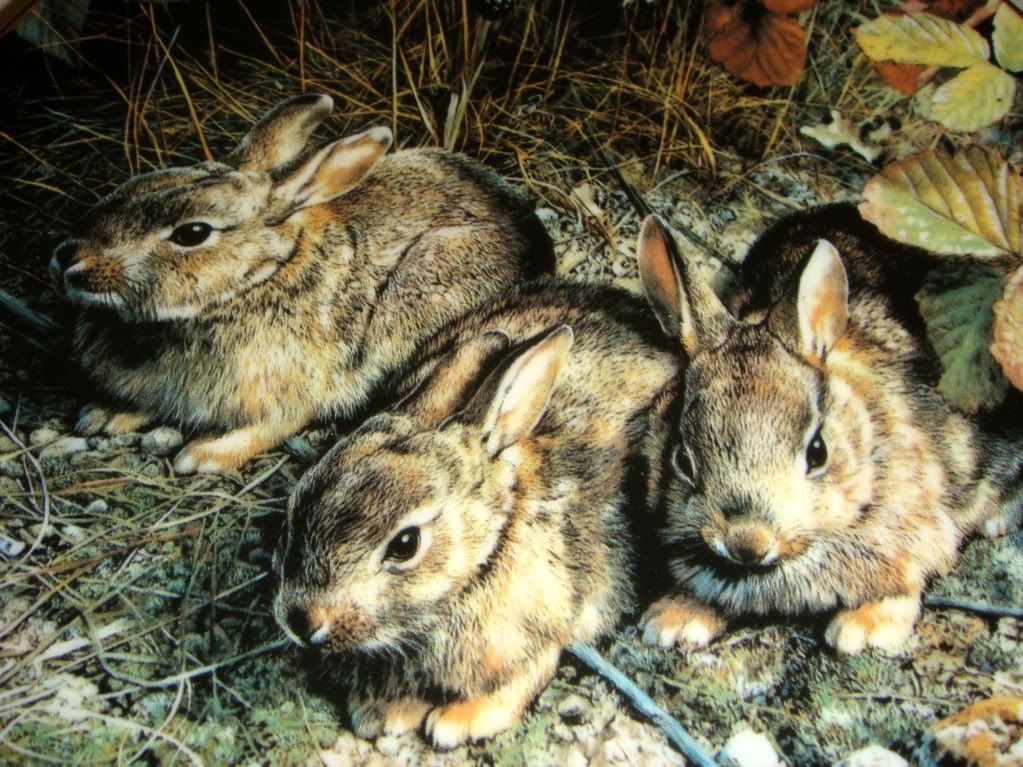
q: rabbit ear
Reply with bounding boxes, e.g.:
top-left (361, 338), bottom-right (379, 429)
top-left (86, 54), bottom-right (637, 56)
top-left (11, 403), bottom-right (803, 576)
top-left (796, 240), bottom-right (849, 360)
top-left (481, 326), bottom-right (573, 458)
top-left (226, 94), bottom-right (334, 172)
top-left (272, 126), bottom-right (392, 212)
top-left (397, 331), bottom-right (513, 427)
top-left (637, 214), bottom-right (731, 356)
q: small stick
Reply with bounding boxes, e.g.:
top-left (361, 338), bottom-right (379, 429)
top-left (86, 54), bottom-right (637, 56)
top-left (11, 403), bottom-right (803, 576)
top-left (567, 641), bottom-right (720, 767)
top-left (924, 595), bottom-right (1023, 620)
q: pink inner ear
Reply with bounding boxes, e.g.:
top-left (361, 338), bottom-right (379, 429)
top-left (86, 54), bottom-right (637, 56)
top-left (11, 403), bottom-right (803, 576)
top-left (798, 240), bottom-right (849, 360)
top-left (638, 217), bottom-right (681, 335)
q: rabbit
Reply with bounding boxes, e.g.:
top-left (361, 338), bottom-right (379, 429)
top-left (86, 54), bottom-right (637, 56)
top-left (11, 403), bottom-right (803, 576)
top-left (49, 93), bottom-right (555, 473)
top-left (272, 274), bottom-right (681, 747)
top-left (635, 206), bottom-right (1023, 656)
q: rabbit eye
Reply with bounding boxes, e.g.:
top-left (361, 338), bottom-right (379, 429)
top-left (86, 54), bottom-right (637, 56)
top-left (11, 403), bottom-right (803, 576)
top-left (168, 222), bottom-right (214, 248)
top-left (805, 429), bottom-right (828, 474)
top-left (671, 444), bottom-right (696, 486)
top-left (385, 527), bottom-right (420, 563)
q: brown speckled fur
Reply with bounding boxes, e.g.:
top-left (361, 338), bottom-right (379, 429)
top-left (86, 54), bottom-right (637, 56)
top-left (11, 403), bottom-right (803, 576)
top-left (273, 278), bottom-right (681, 747)
top-left (638, 207), bottom-right (1023, 655)
top-left (52, 95), bottom-right (553, 473)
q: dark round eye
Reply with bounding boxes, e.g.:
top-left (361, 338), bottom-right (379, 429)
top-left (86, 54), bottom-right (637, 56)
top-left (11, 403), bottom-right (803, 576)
top-left (806, 429), bottom-right (828, 473)
top-left (169, 222), bottom-right (213, 248)
top-left (671, 444), bottom-right (696, 485)
top-left (385, 527), bottom-right (420, 563)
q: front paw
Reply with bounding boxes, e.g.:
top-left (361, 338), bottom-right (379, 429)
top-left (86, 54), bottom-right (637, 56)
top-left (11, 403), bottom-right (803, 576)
top-left (825, 595), bottom-right (921, 655)
top-left (348, 700), bottom-right (384, 740)
top-left (424, 698), bottom-right (520, 749)
top-left (173, 436), bottom-right (251, 474)
top-left (76, 405), bottom-right (150, 436)
top-left (640, 596), bottom-right (727, 649)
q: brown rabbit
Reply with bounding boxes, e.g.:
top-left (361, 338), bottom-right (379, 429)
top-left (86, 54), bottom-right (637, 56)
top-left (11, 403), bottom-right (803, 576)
top-left (272, 276), bottom-right (681, 747)
top-left (636, 207), bottom-right (1023, 655)
top-left (50, 94), bottom-right (554, 473)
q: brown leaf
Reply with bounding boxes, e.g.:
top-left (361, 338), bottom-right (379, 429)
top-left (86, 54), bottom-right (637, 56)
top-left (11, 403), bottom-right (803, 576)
top-left (927, 0), bottom-right (987, 23)
top-left (704, 0), bottom-right (741, 36)
top-left (874, 60), bottom-right (928, 94)
top-left (760, 0), bottom-right (815, 11)
top-left (705, 3), bottom-right (807, 87)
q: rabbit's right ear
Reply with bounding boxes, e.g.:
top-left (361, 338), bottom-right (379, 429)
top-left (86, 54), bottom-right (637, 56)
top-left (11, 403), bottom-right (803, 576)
top-left (271, 126), bottom-right (393, 213)
top-left (481, 326), bottom-right (573, 458)
top-left (226, 94), bottom-right (335, 173)
top-left (398, 331), bottom-right (513, 427)
top-left (637, 214), bottom-right (731, 356)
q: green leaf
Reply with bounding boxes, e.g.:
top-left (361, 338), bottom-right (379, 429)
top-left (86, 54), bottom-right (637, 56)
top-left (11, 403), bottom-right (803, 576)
top-left (993, 2), bottom-right (1023, 72)
top-left (854, 12), bottom-right (989, 68)
top-left (928, 62), bottom-right (1017, 132)
top-left (859, 147), bottom-right (1023, 258)
top-left (992, 262), bottom-right (1023, 393)
top-left (917, 261), bottom-right (1009, 413)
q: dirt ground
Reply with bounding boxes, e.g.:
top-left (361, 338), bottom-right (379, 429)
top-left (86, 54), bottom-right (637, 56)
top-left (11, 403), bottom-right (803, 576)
top-left (1, 1), bottom-right (1022, 765)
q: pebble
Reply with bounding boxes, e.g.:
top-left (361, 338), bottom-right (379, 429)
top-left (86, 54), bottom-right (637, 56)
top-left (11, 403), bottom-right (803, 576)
top-left (140, 427), bottom-right (183, 456)
top-left (29, 427), bottom-right (60, 446)
top-left (839, 745), bottom-right (909, 767)
top-left (0, 531), bottom-right (26, 557)
top-left (375, 736), bottom-right (399, 757)
top-left (720, 729), bottom-right (783, 767)
top-left (40, 436), bottom-right (89, 460)
top-left (85, 499), bottom-right (109, 514)
top-left (558, 693), bottom-right (590, 725)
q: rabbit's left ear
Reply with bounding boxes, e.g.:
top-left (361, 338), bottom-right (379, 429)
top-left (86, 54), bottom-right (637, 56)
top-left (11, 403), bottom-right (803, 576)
top-left (227, 94), bottom-right (335, 173)
top-left (271, 126), bottom-right (392, 213)
top-left (481, 326), bottom-right (573, 458)
top-left (771, 239), bottom-right (849, 361)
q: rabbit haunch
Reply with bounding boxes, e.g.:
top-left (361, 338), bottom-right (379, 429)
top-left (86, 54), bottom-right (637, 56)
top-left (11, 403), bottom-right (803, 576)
top-left (273, 278), bottom-right (681, 747)
top-left (637, 206), bottom-right (1023, 656)
top-left (52, 94), bottom-right (554, 474)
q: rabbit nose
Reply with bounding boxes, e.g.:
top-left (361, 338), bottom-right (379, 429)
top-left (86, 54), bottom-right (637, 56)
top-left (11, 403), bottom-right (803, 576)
top-left (285, 607), bottom-right (328, 645)
top-left (51, 240), bottom-right (80, 276)
top-left (723, 526), bottom-right (776, 567)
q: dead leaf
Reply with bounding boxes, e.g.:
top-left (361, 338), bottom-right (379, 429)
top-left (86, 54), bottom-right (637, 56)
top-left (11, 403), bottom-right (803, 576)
top-left (927, 61), bottom-right (1017, 132)
top-left (854, 12), bottom-right (990, 67)
top-left (873, 60), bottom-right (929, 95)
top-left (799, 109), bottom-right (883, 162)
top-left (932, 696), bottom-right (1023, 767)
top-left (992, 263), bottom-right (1023, 393)
top-left (859, 146), bottom-right (1023, 257)
top-left (993, 1), bottom-right (1023, 72)
top-left (705, 1), bottom-right (807, 87)
top-left (760, 0), bottom-right (815, 11)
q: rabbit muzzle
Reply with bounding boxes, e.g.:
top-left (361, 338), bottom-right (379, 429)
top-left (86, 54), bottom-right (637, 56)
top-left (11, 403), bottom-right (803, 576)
top-left (51, 239), bottom-right (127, 308)
top-left (278, 598), bottom-right (376, 652)
top-left (706, 520), bottom-right (780, 568)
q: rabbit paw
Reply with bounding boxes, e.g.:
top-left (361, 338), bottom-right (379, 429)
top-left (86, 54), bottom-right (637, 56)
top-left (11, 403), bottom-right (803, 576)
top-left (349, 698), bottom-right (430, 739)
top-left (640, 596), bottom-right (727, 649)
top-left (382, 699), bottom-right (431, 736)
top-left (77, 405), bottom-right (151, 436)
top-left (825, 595), bottom-right (921, 655)
top-left (980, 511), bottom-right (1020, 539)
top-left (424, 698), bottom-right (520, 749)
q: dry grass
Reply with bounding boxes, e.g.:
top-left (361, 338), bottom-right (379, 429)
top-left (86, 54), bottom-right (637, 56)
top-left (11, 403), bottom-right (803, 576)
top-left (0, 1), bottom-right (976, 764)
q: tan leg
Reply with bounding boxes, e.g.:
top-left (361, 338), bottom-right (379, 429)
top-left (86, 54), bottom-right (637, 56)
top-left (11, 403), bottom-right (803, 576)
top-left (77, 405), bottom-right (151, 436)
top-left (424, 645), bottom-right (560, 749)
top-left (640, 595), bottom-right (728, 649)
top-left (173, 419), bottom-right (305, 474)
top-left (825, 594), bottom-right (921, 655)
top-left (381, 699), bottom-right (432, 736)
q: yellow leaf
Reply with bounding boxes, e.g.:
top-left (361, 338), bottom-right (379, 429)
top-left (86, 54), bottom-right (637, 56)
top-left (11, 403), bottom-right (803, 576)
top-left (854, 12), bottom-right (989, 67)
top-left (993, 2), bottom-right (1023, 72)
top-left (859, 146), bottom-right (1022, 257)
top-left (929, 62), bottom-right (1017, 132)
top-left (992, 263), bottom-right (1023, 393)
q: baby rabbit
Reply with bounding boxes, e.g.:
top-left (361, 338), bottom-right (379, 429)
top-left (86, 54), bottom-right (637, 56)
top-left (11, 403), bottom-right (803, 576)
top-left (273, 275), bottom-right (681, 747)
top-left (637, 206), bottom-right (1023, 655)
top-left (50, 94), bottom-right (554, 473)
